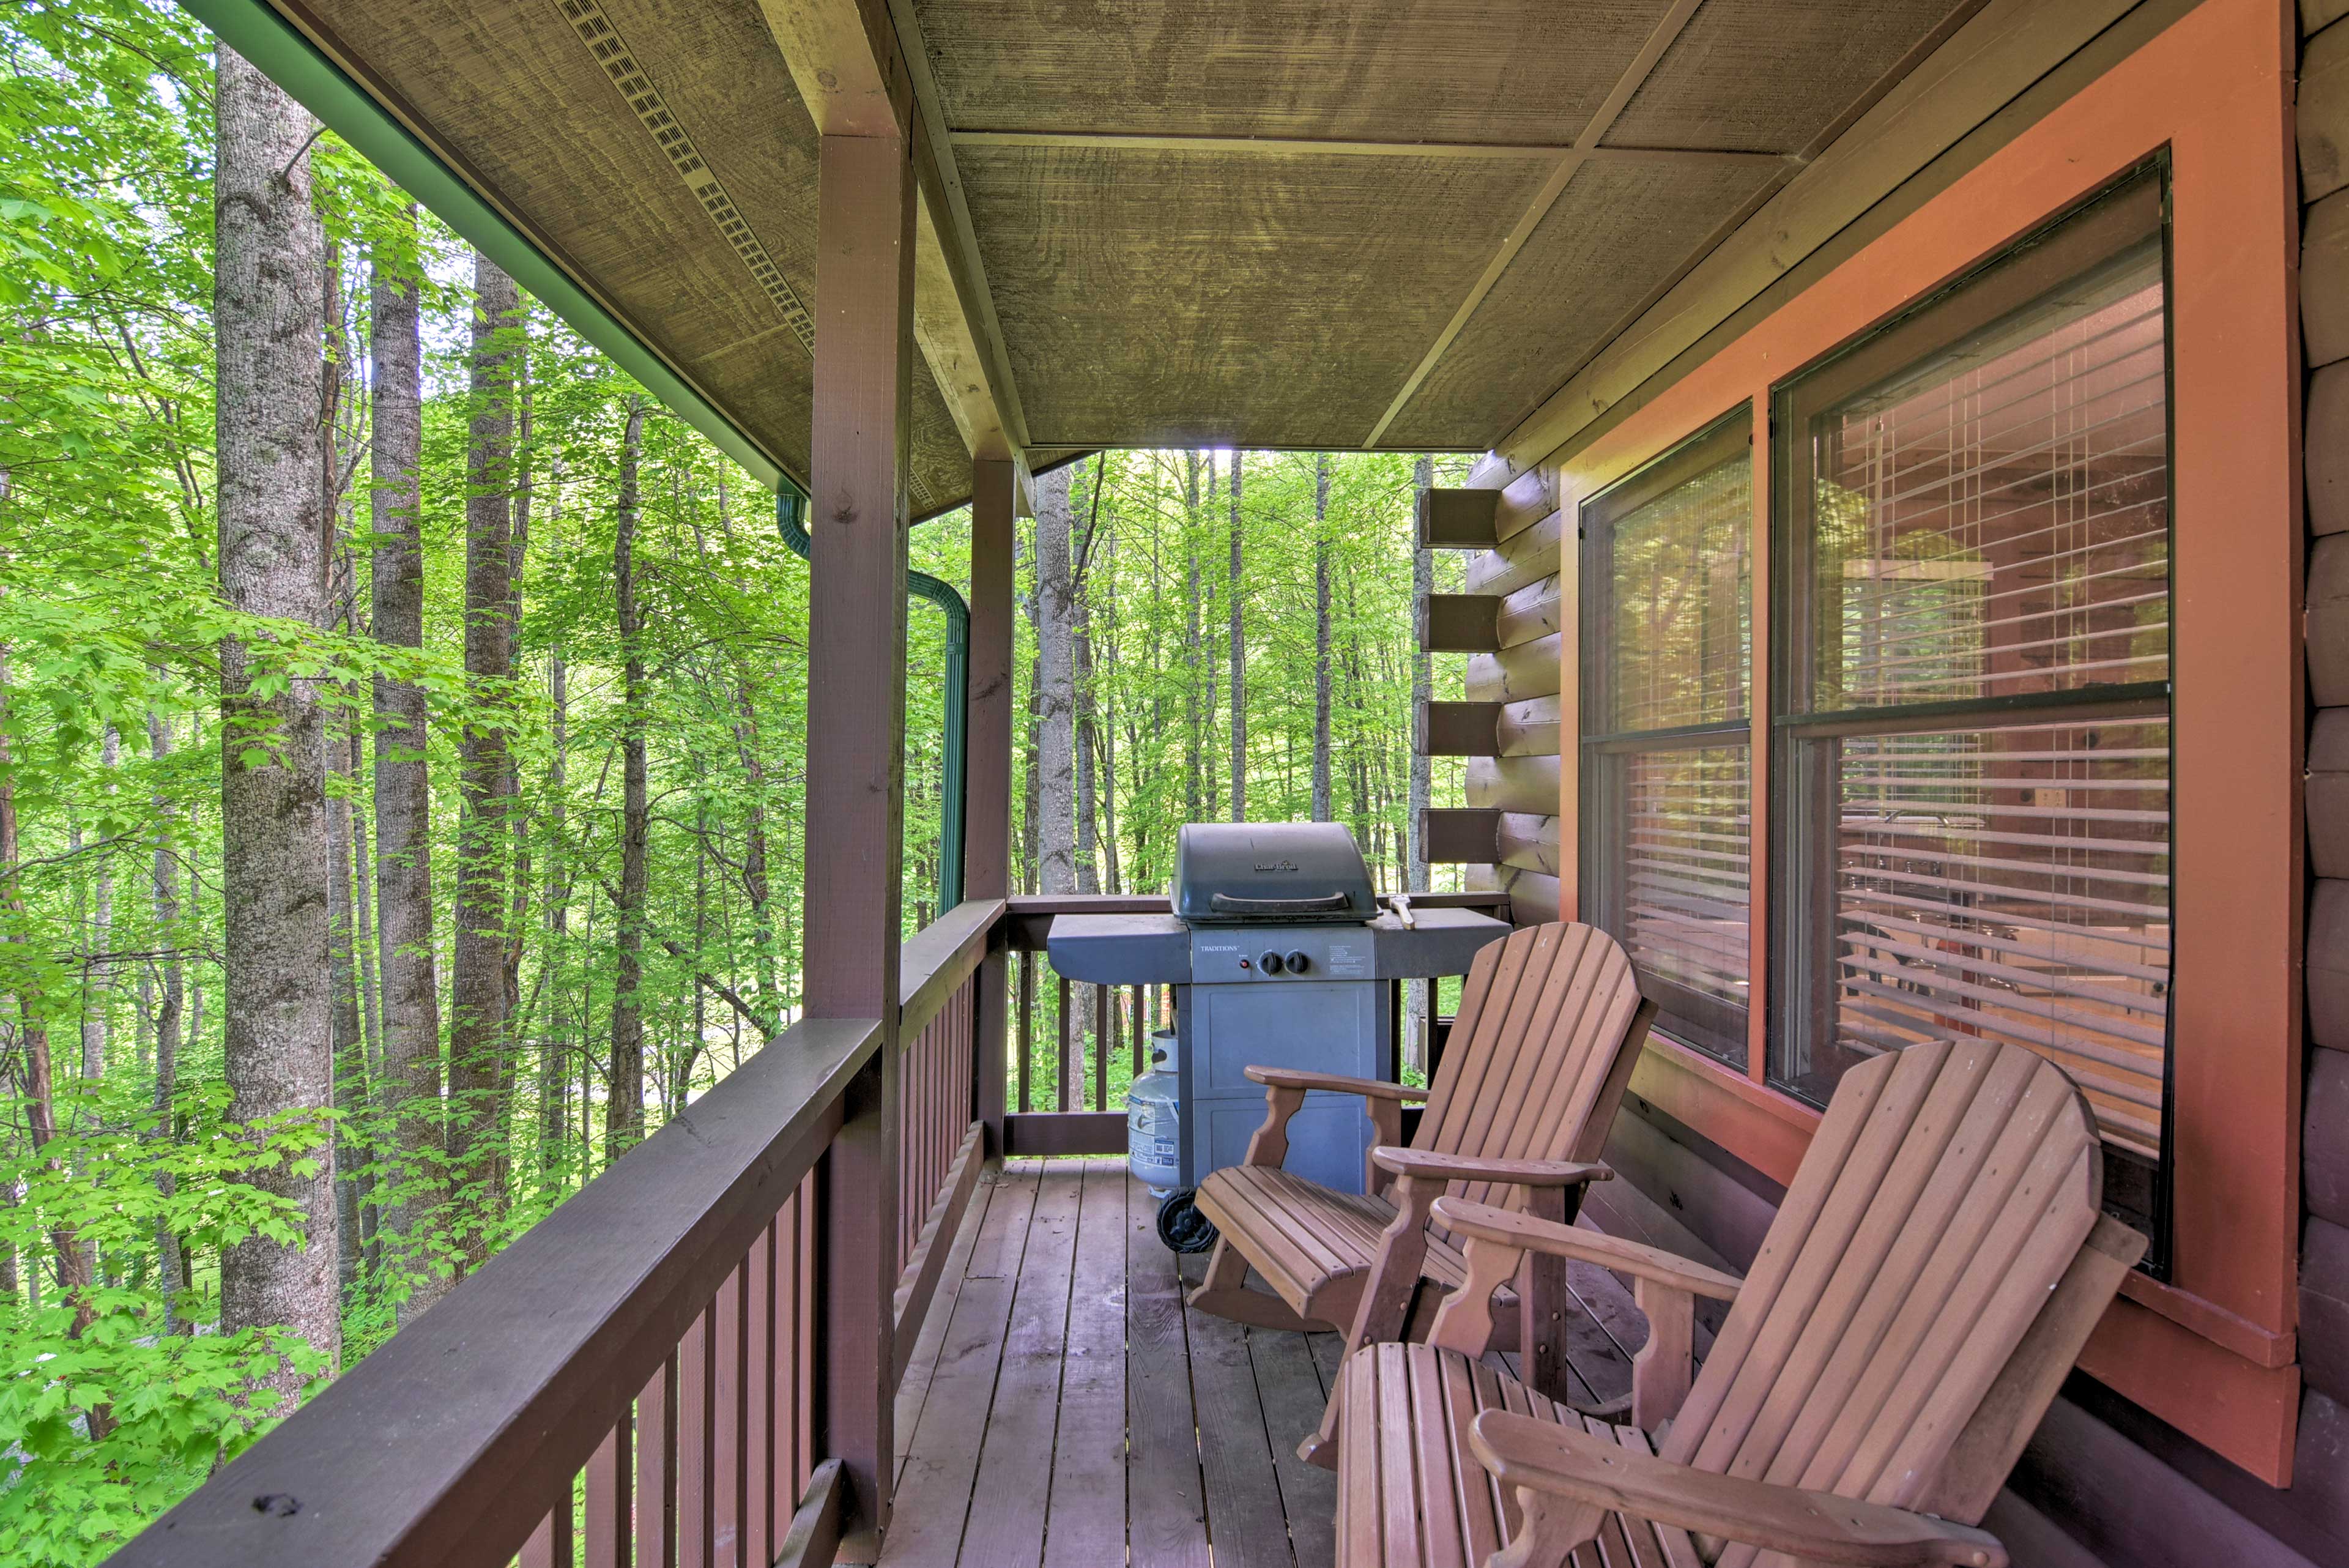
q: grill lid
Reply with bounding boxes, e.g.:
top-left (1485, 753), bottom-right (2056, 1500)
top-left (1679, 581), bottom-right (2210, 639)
top-left (1171, 822), bottom-right (1376, 925)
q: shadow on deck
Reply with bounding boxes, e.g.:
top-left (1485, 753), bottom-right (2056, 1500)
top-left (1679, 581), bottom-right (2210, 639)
top-left (883, 1159), bottom-right (1657, 1568)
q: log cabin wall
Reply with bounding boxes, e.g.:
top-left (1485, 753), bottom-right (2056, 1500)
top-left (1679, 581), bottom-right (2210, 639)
top-left (2296, 0), bottom-right (2349, 1550)
top-left (1416, 468), bottom-right (1565, 926)
top-left (1470, 0), bottom-right (2348, 1561)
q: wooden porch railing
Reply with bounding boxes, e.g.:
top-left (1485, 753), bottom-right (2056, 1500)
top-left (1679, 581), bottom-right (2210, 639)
top-left (103, 891), bottom-right (1499, 1567)
top-left (106, 899), bottom-right (1004, 1568)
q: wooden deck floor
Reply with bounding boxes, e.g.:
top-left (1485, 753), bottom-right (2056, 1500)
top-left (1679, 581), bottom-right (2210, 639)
top-left (881, 1159), bottom-right (1653, 1568)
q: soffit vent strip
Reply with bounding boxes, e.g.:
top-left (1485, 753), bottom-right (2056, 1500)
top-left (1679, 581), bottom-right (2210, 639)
top-left (555, 0), bottom-right (815, 357)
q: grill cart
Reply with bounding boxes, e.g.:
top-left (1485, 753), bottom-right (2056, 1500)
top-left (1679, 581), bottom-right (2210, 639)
top-left (1048, 822), bottom-right (1507, 1248)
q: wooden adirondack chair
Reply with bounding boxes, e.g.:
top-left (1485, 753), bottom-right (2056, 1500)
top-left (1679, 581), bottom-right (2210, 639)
top-left (1189, 923), bottom-right (1655, 1375)
top-left (1332, 1036), bottom-right (2146, 1568)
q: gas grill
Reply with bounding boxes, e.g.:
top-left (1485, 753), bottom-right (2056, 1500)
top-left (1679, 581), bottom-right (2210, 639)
top-left (1048, 822), bottom-right (1508, 1246)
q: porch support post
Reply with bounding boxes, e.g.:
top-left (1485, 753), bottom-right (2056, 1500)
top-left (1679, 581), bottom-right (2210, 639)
top-left (967, 456), bottom-right (1017, 1154)
top-left (804, 127), bottom-right (913, 1559)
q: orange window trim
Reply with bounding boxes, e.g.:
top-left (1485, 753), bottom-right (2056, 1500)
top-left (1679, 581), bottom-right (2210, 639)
top-left (1545, 0), bottom-right (2301, 1483)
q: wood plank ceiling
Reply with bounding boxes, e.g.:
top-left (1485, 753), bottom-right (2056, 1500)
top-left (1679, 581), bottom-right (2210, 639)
top-left (265, 0), bottom-right (1984, 512)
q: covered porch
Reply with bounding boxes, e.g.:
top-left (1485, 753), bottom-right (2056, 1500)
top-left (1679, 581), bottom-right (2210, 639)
top-left (109, 0), bottom-right (2325, 1566)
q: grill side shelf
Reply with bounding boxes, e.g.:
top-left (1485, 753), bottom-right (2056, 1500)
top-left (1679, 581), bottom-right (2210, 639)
top-left (1045, 913), bottom-right (1190, 984)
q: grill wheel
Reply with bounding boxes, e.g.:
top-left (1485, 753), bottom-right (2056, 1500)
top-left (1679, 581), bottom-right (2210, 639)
top-left (1155, 1189), bottom-right (1219, 1254)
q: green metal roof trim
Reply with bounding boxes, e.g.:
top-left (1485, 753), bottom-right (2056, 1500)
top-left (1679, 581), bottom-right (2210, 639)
top-left (180, 0), bottom-right (798, 496)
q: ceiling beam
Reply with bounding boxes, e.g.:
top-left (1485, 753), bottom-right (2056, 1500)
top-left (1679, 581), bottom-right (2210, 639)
top-left (887, 0), bottom-right (1031, 456)
top-left (1359, 0), bottom-right (1708, 450)
top-left (756, 0), bottom-right (1028, 459)
top-left (754, 0), bottom-right (907, 138)
top-left (949, 129), bottom-right (1794, 168)
top-left (911, 170), bottom-right (1006, 458)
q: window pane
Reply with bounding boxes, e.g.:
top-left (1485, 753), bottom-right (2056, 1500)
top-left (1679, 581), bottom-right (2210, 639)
top-left (1779, 719), bottom-right (2169, 1158)
top-left (1617, 744), bottom-right (1751, 1065)
top-left (1807, 245), bottom-right (2167, 710)
top-left (1607, 458), bottom-right (1751, 732)
top-left (1588, 437), bottom-right (1754, 1065)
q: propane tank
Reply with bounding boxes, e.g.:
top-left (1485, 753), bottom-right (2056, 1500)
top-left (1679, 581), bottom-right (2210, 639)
top-left (1127, 1028), bottom-right (1182, 1197)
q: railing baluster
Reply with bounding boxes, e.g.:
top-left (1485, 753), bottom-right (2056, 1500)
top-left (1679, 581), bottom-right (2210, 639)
top-left (679, 1308), bottom-right (713, 1568)
top-left (521, 1503), bottom-right (574, 1568)
top-left (796, 1178), bottom-right (817, 1497)
top-left (1017, 948), bottom-right (1033, 1115)
top-left (637, 1357), bottom-right (677, 1568)
top-left (714, 1266), bottom-right (744, 1568)
top-left (770, 1198), bottom-right (798, 1528)
top-left (1132, 984), bottom-right (1144, 1074)
top-left (1094, 981), bottom-right (1110, 1110)
top-left (744, 1221), bottom-right (771, 1568)
top-left (585, 1415), bottom-right (631, 1568)
top-left (1056, 973), bottom-right (1073, 1113)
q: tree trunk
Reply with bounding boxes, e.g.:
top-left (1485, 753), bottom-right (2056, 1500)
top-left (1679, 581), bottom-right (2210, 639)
top-left (539, 646), bottom-right (569, 1192)
top-left (147, 705), bottom-right (188, 1329)
top-left (1228, 451), bottom-right (1246, 821)
top-left (497, 352), bottom-right (532, 1211)
top-left (450, 252), bottom-right (520, 1265)
top-left (1312, 454), bottom-right (1333, 823)
top-left (608, 400), bottom-right (650, 1160)
top-left (1034, 463), bottom-right (1077, 896)
top-left (1201, 453), bottom-right (1220, 822)
top-left (322, 239), bottom-right (368, 1303)
top-left (350, 719), bottom-right (380, 1079)
top-left (80, 724), bottom-right (117, 1089)
top-left (1183, 452), bottom-right (1202, 822)
top-left (368, 203), bottom-right (446, 1321)
top-left (1074, 560), bottom-right (1100, 899)
top-left (1408, 456), bottom-right (1433, 1069)
top-left (326, 686), bottom-right (365, 1301)
top-left (347, 721), bottom-right (380, 1273)
top-left (214, 46), bottom-right (340, 1398)
top-left (1096, 518), bottom-right (1124, 895)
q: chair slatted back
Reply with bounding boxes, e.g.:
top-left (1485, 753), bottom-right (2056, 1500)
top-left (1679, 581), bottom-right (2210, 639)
top-left (1415, 922), bottom-right (1644, 1211)
top-left (1658, 1039), bottom-right (2104, 1567)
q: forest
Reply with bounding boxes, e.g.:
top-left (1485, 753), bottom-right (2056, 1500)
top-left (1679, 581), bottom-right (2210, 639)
top-left (0, 6), bottom-right (1468, 1561)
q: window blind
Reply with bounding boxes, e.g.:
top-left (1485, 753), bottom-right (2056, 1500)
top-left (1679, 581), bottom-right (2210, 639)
top-left (1810, 265), bottom-right (2168, 712)
top-left (1822, 720), bottom-right (2169, 1156)
top-left (1585, 422), bottom-right (1754, 1066)
top-left (1773, 188), bottom-right (2171, 1203)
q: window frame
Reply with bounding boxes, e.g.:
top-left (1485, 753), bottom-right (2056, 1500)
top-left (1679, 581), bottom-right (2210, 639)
top-left (1579, 408), bottom-right (1757, 1066)
top-left (1765, 162), bottom-right (2176, 1268)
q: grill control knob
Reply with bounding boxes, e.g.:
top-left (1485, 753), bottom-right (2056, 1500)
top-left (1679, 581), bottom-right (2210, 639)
top-left (1259, 951), bottom-right (1285, 975)
top-left (1283, 950), bottom-right (1311, 975)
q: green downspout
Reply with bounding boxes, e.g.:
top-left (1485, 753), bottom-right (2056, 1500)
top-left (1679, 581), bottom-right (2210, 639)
top-left (779, 486), bottom-right (967, 914)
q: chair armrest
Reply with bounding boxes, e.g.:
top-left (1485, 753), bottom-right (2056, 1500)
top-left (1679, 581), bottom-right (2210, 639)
top-left (1372, 1148), bottom-right (1612, 1187)
top-left (1430, 1197), bottom-right (1742, 1302)
top-left (1243, 1066), bottom-right (1428, 1102)
top-left (1469, 1413), bottom-right (2007, 1568)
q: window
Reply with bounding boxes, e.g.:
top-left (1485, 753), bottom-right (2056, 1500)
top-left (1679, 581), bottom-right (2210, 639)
top-left (1770, 168), bottom-right (2170, 1244)
top-left (1582, 414), bottom-right (1753, 1067)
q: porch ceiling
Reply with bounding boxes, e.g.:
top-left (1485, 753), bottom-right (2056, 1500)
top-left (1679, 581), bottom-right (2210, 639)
top-left (254, 0), bottom-right (1986, 511)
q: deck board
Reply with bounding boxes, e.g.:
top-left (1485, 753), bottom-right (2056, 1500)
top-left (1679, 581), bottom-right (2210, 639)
top-left (1181, 1252), bottom-right (1298, 1568)
top-left (883, 1162), bottom-right (1671, 1567)
top-left (1249, 1322), bottom-right (1338, 1568)
top-left (1124, 1169), bottom-right (1214, 1568)
top-left (960, 1162), bottom-right (1082, 1568)
top-left (1041, 1160), bottom-right (1132, 1568)
top-left (878, 1164), bottom-right (1039, 1568)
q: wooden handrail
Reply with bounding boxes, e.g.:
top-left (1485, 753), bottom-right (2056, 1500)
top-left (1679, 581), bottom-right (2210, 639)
top-left (108, 1017), bottom-right (882, 1568)
top-left (899, 896), bottom-right (1004, 1038)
